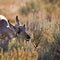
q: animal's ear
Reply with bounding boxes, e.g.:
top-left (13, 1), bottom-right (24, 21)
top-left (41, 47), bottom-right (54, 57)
top-left (8, 20), bottom-right (13, 27)
top-left (23, 24), bottom-right (25, 28)
top-left (16, 16), bottom-right (19, 25)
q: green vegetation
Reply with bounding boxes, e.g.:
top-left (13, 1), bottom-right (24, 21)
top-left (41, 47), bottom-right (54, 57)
top-left (53, 32), bottom-right (60, 44)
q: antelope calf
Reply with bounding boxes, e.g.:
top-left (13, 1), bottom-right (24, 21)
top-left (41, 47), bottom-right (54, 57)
top-left (0, 15), bottom-right (30, 50)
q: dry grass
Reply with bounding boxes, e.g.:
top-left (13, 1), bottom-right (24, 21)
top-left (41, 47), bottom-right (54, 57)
top-left (0, 47), bottom-right (38, 60)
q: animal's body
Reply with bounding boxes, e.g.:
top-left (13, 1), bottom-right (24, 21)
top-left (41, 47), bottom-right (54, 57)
top-left (0, 15), bottom-right (30, 51)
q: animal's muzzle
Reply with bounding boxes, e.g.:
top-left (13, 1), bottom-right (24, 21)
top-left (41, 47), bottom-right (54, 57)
top-left (26, 34), bottom-right (30, 41)
top-left (27, 35), bottom-right (30, 39)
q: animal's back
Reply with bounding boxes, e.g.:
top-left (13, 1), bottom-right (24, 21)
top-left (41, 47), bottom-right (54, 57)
top-left (0, 15), bottom-right (7, 21)
top-left (0, 15), bottom-right (9, 27)
top-left (0, 15), bottom-right (8, 39)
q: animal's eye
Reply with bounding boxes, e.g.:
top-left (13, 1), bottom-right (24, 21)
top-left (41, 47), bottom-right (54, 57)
top-left (17, 28), bottom-right (21, 34)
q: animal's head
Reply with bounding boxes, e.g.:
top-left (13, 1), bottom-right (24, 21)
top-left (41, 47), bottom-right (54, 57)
top-left (8, 16), bottom-right (30, 41)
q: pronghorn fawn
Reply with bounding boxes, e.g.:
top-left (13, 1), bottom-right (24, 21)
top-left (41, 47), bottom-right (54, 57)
top-left (0, 15), bottom-right (30, 51)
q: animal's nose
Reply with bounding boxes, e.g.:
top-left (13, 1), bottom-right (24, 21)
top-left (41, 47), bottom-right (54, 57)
top-left (27, 35), bottom-right (30, 41)
top-left (27, 35), bottom-right (30, 39)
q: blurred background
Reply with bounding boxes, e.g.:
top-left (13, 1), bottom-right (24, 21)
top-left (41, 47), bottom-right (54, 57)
top-left (0, 0), bottom-right (60, 32)
top-left (0, 0), bottom-right (60, 60)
